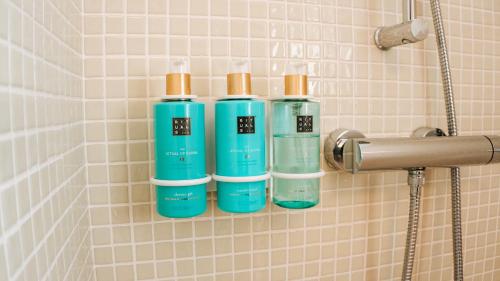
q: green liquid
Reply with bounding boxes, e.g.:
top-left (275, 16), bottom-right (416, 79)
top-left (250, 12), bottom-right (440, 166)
top-left (273, 134), bottom-right (320, 172)
top-left (272, 134), bottom-right (320, 208)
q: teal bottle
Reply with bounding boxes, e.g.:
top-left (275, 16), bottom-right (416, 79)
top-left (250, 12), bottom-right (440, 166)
top-left (214, 62), bottom-right (268, 213)
top-left (152, 60), bottom-right (208, 218)
top-left (271, 65), bottom-right (321, 209)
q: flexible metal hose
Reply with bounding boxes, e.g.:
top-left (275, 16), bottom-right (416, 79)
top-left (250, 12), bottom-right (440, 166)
top-left (429, 0), bottom-right (463, 280)
top-left (449, 166), bottom-right (463, 280)
top-left (401, 169), bottom-right (424, 281)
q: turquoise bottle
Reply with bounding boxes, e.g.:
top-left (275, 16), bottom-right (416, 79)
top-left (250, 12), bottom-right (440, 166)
top-left (271, 64), bottom-right (322, 209)
top-left (214, 61), bottom-right (268, 213)
top-left (152, 60), bottom-right (209, 218)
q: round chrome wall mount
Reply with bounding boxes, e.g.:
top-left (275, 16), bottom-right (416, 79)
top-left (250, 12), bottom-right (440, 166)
top-left (324, 129), bottom-right (365, 170)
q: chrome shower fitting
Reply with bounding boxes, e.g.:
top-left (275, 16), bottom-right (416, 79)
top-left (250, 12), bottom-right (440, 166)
top-left (374, 0), bottom-right (429, 50)
top-left (324, 127), bottom-right (500, 281)
top-left (324, 128), bottom-right (500, 173)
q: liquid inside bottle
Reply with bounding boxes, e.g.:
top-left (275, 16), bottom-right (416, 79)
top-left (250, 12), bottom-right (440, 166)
top-left (272, 100), bottom-right (320, 209)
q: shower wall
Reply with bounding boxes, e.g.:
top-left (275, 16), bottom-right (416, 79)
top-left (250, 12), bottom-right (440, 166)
top-left (0, 0), bottom-right (92, 280)
top-left (81, 1), bottom-right (500, 280)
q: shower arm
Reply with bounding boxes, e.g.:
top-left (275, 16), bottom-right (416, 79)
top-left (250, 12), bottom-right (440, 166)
top-left (324, 128), bottom-right (500, 173)
top-left (374, 0), bottom-right (428, 50)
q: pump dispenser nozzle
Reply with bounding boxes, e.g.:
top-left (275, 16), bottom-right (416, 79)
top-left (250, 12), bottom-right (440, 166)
top-left (166, 59), bottom-right (191, 95)
top-left (284, 63), bottom-right (308, 96)
top-left (227, 60), bottom-right (252, 95)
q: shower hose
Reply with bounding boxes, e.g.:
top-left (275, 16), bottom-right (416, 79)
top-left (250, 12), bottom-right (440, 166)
top-left (400, 1), bottom-right (463, 280)
top-left (429, 0), bottom-right (463, 280)
top-left (401, 169), bottom-right (425, 281)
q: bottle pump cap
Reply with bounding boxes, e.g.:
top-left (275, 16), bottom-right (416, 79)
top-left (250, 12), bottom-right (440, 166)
top-left (284, 63), bottom-right (308, 96)
top-left (227, 60), bottom-right (252, 95)
top-left (166, 59), bottom-right (191, 95)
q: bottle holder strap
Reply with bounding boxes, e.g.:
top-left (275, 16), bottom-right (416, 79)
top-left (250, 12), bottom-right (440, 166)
top-left (150, 175), bottom-right (212, 187)
top-left (212, 172), bottom-right (271, 183)
top-left (271, 170), bottom-right (325, 179)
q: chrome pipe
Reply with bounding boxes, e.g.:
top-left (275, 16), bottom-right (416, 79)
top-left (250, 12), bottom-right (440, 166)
top-left (374, 0), bottom-right (427, 50)
top-left (324, 129), bottom-right (500, 173)
top-left (352, 136), bottom-right (495, 172)
top-left (403, 0), bottom-right (416, 22)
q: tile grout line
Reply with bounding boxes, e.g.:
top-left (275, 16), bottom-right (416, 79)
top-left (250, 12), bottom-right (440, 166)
top-left (81, 0), bottom-right (95, 280)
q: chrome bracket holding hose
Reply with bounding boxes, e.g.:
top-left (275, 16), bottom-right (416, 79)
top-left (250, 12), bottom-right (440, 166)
top-left (324, 127), bottom-right (500, 173)
top-left (374, 0), bottom-right (429, 50)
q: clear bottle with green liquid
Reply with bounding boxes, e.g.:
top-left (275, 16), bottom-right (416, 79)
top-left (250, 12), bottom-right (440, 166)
top-left (271, 64), bottom-right (321, 209)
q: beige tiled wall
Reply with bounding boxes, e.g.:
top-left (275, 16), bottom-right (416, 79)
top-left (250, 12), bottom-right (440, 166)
top-left (76, 0), bottom-right (500, 280)
top-left (0, 0), bottom-right (92, 280)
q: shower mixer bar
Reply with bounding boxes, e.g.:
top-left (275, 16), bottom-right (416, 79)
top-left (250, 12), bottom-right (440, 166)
top-left (374, 0), bottom-right (428, 50)
top-left (324, 128), bottom-right (500, 173)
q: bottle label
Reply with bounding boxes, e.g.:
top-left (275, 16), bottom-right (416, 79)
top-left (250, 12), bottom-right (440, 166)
top-left (162, 191), bottom-right (200, 201)
top-left (172, 117), bottom-right (191, 136)
top-left (297, 115), bottom-right (313, 132)
top-left (237, 116), bottom-right (255, 134)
